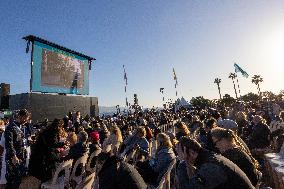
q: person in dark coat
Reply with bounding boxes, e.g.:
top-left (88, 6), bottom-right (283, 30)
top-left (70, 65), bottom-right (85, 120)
top-left (248, 115), bottom-right (271, 149)
top-left (28, 119), bottom-right (65, 182)
top-left (177, 137), bottom-right (255, 189)
top-left (211, 127), bottom-right (261, 186)
top-left (97, 153), bottom-right (147, 189)
top-left (5, 109), bottom-right (30, 189)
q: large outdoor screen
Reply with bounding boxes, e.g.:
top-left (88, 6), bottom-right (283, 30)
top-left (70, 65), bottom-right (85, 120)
top-left (31, 41), bottom-right (89, 95)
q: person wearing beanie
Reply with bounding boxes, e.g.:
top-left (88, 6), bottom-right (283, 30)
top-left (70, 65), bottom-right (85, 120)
top-left (88, 131), bottom-right (102, 169)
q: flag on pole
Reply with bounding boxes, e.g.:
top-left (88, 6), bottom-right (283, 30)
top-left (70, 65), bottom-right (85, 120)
top-left (173, 68), bottom-right (178, 86)
top-left (123, 65), bottom-right (128, 85)
top-left (234, 63), bottom-right (249, 78)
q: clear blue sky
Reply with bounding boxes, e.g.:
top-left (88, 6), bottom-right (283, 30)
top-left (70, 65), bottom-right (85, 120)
top-left (1, 1), bottom-right (284, 107)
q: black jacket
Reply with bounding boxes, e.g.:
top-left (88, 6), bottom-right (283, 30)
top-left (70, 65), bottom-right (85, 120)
top-left (28, 128), bottom-right (63, 182)
top-left (222, 147), bottom-right (260, 186)
top-left (98, 156), bottom-right (147, 189)
top-left (188, 149), bottom-right (255, 189)
top-left (248, 122), bottom-right (271, 149)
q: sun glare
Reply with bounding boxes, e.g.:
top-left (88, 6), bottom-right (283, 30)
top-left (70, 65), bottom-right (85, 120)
top-left (264, 25), bottom-right (284, 68)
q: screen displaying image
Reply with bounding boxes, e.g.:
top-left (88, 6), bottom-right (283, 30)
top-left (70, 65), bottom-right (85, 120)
top-left (31, 41), bottom-right (89, 95)
top-left (41, 49), bottom-right (84, 89)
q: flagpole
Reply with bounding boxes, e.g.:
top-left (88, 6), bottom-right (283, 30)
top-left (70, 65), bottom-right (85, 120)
top-left (173, 68), bottom-right (178, 99)
top-left (235, 72), bottom-right (241, 98)
top-left (123, 65), bottom-right (128, 110)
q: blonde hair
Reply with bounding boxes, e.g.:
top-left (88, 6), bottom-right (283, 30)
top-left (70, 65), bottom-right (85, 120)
top-left (157, 133), bottom-right (173, 149)
top-left (0, 119), bottom-right (4, 126)
top-left (67, 132), bottom-right (77, 146)
top-left (111, 126), bottom-right (123, 143)
top-left (176, 122), bottom-right (190, 136)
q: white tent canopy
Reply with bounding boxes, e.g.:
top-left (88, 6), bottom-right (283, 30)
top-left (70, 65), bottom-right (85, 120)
top-left (175, 97), bottom-right (193, 110)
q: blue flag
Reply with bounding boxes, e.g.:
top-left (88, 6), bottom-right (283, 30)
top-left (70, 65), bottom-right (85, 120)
top-left (234, 63), bottom-right (249, 78)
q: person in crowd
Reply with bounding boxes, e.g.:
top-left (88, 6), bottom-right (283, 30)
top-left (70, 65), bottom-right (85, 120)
top-left (248, 115), bottom-right (271, 150)
top-left (0, 119), bottom-right (5, 136)
top-left (0, 120), bottom-right (7, 186)
top-left (99, 123), bottom-right (109, 145)
top-left (5, 109), bottom-right (30, 189)
top-left (102, 125), bottom-right (123, 155)
top-left (28, 119), bottom-right (65, 183)
top-left (124, 127), bottom-right (149, 157)
top-left (64, 131), bottom-right (89, 162)
top-left (89, 131), bottom-right (101, 154)
top-left (198, 118), bottom-right (217, 150)
top-left (235, 111), bottom-right (250, 136)
top-left (177, 136), bottom-right (255, 189)
top-left (144, 125), bottom-right (153, 142)
top-left (175, 121), bottom-right (190, 140)
top-left (97, 152), bottom-right (147, 189)
top-left (137, 133), bottom-right (176, 186)
top-left (86, 131), bottom-right (102, 172)
top-left (211, 127), bottom-right (261, 186)
top-left (270, 111), bottom-right (284, 137)
top-left (66, 131), bottom-right (77, 147)
top-left (73, 111), bottom-right (81, 134)
top-left (148, 118), bottom-right (157, 130)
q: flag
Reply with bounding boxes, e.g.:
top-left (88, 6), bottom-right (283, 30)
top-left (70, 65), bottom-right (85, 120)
top-left (123, 65), bottom-right (128, 85)
top-left (234, 63), bottom-right (249, 78)
top-left (173, 68), bottom-right (178, 85)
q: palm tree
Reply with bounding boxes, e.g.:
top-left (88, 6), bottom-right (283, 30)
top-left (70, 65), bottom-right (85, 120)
top-left (228, 73), bottom-right (238, 98)
top-left (251, 75), bottom-right (263, 95)
top-left (214, 78), bottom-right (222, 100)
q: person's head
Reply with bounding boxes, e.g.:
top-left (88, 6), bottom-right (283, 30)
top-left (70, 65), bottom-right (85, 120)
top-left (175, 121), bottom-right (190, 136)
top-left (157, 133), bottom-right (173, 149)
top-left (78, 131), bottom-right (88, 144)
top-left (111, 125), bottom-right (123, 143)
top-left (76, 111), bottom-right (81, 118)
top-left (166, 132), bottom-right (178, 147)
top-left (211, 127), bottom-right (237, 153)
top-left (177, 137), bottom-right (202, 164)
top-left (235, 111), bottom-right (247, 122)
top-left (90, 131), bottom-right (100, 143)
top-left (205, 118), bottom-right (217, 132)
top-left (136, 127), bottom-right (146, 138)
top-left (67, 132), bottom-right (77, 146)
top-left (0, 119), bottom-right (4, 127)
top-left (252, 115), bottom-right (265, 125)
top-left (16, 109), bottom-right (30, 124)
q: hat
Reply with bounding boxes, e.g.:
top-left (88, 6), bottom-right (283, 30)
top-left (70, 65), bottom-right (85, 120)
top-left (90, 131), bottom-right (100, 141)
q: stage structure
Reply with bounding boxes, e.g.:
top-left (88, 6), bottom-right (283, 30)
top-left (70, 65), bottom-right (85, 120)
top-left (9, 35), bottom-right (98, 121)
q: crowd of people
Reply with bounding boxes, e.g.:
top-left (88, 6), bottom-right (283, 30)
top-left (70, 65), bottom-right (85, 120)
top-left (0, 99), bottom-right (283, 189)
